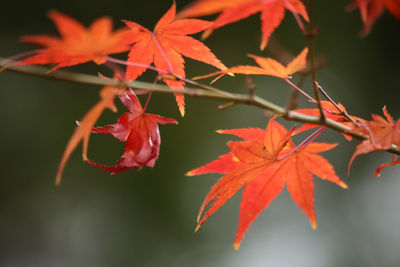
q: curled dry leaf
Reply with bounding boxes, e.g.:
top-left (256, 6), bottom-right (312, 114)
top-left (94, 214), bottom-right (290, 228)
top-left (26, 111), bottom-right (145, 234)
top-left (87, 89), bottom-right (177, 174)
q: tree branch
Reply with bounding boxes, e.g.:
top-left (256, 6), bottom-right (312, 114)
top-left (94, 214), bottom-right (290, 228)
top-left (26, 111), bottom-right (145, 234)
top-left (1, 58), bottom-right (399, 156)
top-left (306, 0), bottom-right (325, 122)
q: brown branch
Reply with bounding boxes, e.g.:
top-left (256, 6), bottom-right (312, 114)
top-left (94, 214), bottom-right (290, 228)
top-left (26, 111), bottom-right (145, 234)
top-left (1, 58), bottom-right (399, 157)
top-left (306, 0), bottom-right (325, 122)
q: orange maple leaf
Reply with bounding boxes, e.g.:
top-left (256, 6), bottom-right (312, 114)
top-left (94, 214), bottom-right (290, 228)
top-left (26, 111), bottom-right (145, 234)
top-left (195, 47), bottom-right (308, 82)
top-left (349, 106), bottom-right (400, 175)
top-left (18, 10), bottom-right (134, 70)
top-left (177, 0), bottom-right (309, 50)
top-left (56, 86), bottom-right (119, 185)
top-left (230, 47), bottom-right (308, 78)
top-left (124, 3), bottom-right (227, 116)
top-left (187, 118), bottom-right (346, 249)
top-left (350, 0), bottom-right (400, 36)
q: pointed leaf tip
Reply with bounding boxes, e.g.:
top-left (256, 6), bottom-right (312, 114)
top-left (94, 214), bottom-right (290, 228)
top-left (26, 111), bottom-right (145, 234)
top-left (55, 175), bottom-right (62, 187)
top-left (185, 171), bottom-right (194, 176)
top-left (311, 221), bottom-right (318, 230)
top-left (179, 106), bottom-right (185, 117)
top-left (195, 224), bottom-right (201, 232)
top-left (233, 242), bottom-right (240, 251)
top-left (340, 181), bottom-right (348, 189)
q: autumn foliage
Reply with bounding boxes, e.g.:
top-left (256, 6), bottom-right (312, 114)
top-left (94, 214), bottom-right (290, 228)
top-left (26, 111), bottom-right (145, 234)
top-left (2, 0), bottom-right (400, 250)
top-left (19, 10), bottom-right (134, 70)
top-left (177, 0), bottom-right (309, 50)
top-left (188, 118), bottom-right (347, 249)
top-left (124, 3), bottom-right (226, 116)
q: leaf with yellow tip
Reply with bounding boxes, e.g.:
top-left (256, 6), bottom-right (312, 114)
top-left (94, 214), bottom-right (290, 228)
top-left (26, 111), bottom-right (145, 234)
top-left (188, 118), bottom-right (346, 249)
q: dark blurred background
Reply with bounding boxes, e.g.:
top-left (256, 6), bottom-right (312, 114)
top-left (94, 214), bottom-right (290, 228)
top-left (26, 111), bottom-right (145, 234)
top-left (1, 1), bottom-right (400, 266)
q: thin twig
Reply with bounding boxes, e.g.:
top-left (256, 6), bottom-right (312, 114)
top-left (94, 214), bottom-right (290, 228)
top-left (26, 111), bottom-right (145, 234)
top-left (218, 101), bottom-right (236, 110)
top-left (1, 58), bottom-right (399, 156)
top-left (106, 56), bottom-right (232, 97)
top-left (306, 0), bottom-right (325, 123)
top-left (245, 76), bottom-right (256, 100)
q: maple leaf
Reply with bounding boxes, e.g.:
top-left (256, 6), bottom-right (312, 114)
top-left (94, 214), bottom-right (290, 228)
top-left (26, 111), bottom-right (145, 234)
top-left (124, 3), bottom-right (227, 116)
top-left (18, 10), bottom-right (134, 70)
top-left (295, 100), bottom-right (365, 140)
top-left (187, 118), bottom-right (346, 249)
top-left (195, 47), bottom-right (308, 82)
top-left (87, 89), bottom-right (177, 174)
top-left (350, 0), bottom-right (400, 36)
top-left (177, 0), bottom-right (309, 50)
top-left (349, 107), bottom-right (400, 175)
top-left (55, 86), bottom-right (118, 185)
top-left (230, 47), bottom-right (308, 78)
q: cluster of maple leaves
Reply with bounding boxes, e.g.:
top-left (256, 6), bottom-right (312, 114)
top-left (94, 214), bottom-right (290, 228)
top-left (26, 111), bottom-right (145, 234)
top-left (4, 0), bottom-right (400, 249)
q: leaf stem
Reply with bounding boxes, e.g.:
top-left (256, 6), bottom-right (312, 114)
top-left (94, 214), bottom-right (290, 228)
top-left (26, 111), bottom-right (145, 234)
top-left (285, 0), bottom-right (306, 34)
top-left (316, 82), bottom-right (360, 126)
top-left (151, 33), bottom-right (174, 74)
top-left (277, 126), bottom-right (327, 161)
top-left (105, 56), bottom-right (169, 75)
top-left (285, 78), bottom-right (315, 102)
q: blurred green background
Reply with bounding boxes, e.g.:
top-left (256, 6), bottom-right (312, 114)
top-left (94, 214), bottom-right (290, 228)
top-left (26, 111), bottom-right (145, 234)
top-left (1, 0), bottom-right (400, 266)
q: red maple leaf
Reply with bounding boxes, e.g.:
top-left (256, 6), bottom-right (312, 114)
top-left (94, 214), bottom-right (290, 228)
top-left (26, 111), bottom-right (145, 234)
top-left (18, 10), bottom-right (134, 70)
top-left (187, 118), bottom-right (346, 249)
top-left (177, 0), bottom-right (309, 50)
top-left (55, 86), bottom-right (118, 185)
top-left (124, 3), bottom-right (227, 116)
top-left (350, 0), bottom-right (400, 36)
top-left (87, 89), bottom-right (177, 174)
top-left (349, 107), bottom-right (400, 175)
